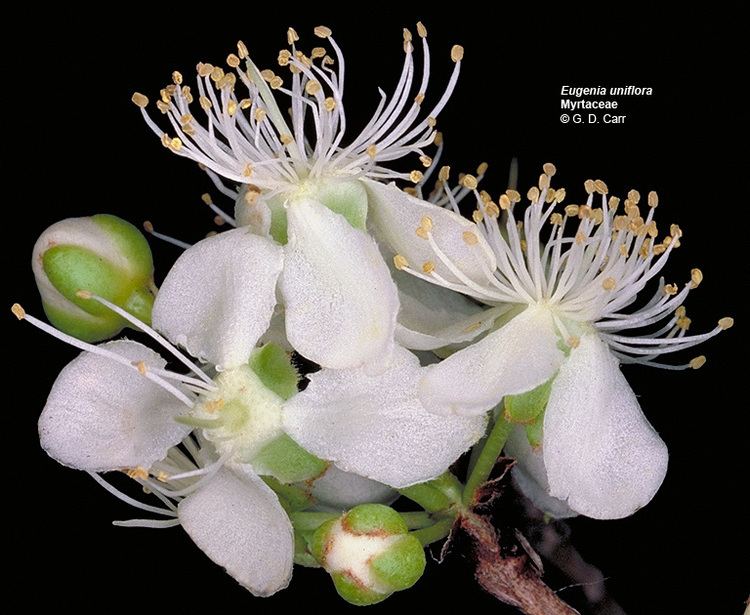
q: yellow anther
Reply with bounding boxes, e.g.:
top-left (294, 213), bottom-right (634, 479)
top-left (538, 173), bottom-right (550, 190)
top-left (11, 303), bottom-right (26, 320)
top-left (664, 283), bottom-right (678, 296)
top-left (226, 53), bottom-right (240, 68)
top-left (214, 215), bottom-right (225, 226)
top-left (718, 317), bottom-right (734, 330)
top-left (485, 202), bottom-right (500, 217)
top-left (244, 186), bottom-right (261, 204)
top-left (477, 162), bottom-right (489, 176)
top-left (156, 100), bottom-right (170, 114)
top-left (601, 277), bottom-right (616, 290)
top-left (422, 261), bottom-right (436, 274)
top-left (438, 165), bottom-right (450, 182)
top-left (403, 28), bottom-right (412, 43)
top-left (675, 306), bottom-right (687, 319)
top-left (676, 316), bottom-right (692, 331)
top-left (365, 144), bottom-right (378, 159)
top-left (323, 97), bottom-right (336, 111)
top-left (131, 92), bottom-right (149, 108)
top-left (479, 190), bottom-right (492, 203)
top-left (126, 467), bottom-right (149, 480)
top-left (322, 55), bottom-right (335, 66)
top-left (143, 221), bottom-right (155, 233)
top-left (690, 268), bottom-right (703, 288)
top-left (619, 244), bottom-right (629, 256)
top-left (578, 205), bottom-right (592, 219)
top-left (199, 96), bottom-right (212, 111)
top-left (403, 187), bottom-right (417, 197)
top-left (414, 92), bottom-right (425, 105)
top-left (260, 69), bottom-right (275, 82)
top-left (545, 188), bottom-right (557, 204)
top-left (237, 40), bottom-right (249, 59)
top-left (550, 212), bottom-right (563, 225)
top-left (227, 99), bottom-right (237, 116)
top-left (451, 44), bottom-right (464, 62)
top-left (419, 155), bottom-right (433, 168)
top-left (670, 224), bottom-right (682, 238)
top-left (201, 193), bottom-right (213, 205)
top-left (287, 27), bottom-right (299, 45)
top-left (410, 170), bottom-right (424, 183)
top-left (210, 66), bottom-right (225, 83)
top-left (243, 163), bottom-right (254, 177)
top-left (170, 137), bottom-right (183, 151)
top-left (608, 196), bottom-right (620, 211)
top-left (197, 62), bottom-right (213, 77)
top-left (592, 208), bottom-right (604, 224)
top-left (472, 209), bottom-right (484, 223)
top-left (133, 360), bottom-right (147, 375)
top-left (543, 162), bottom-right (557, 176)
top-left (527, 186), bottom-right (540, 202)
top-left (305, 80), bottom-right (321, 95)
top-left (419, 216), bottom-right (433, 232)
top-left (314, 25), bottom-right (332, 38)
top-left (393, 254), bottom-right (409, 270)
top-left (462, 231), bottom-right (479, 245)
top-left (646, 221), bottom-right (658, 238)
top-left (434, 131), bottom-right (444, 146)
top-left (417, 21), bottom-right (427, 37)
top-left (689, 356), bottom-right (706, 369)
top-left (627, 189), bottom-right (641, 204)
top-left (462, 174), bottom-right (478, 190)
top-left (575, 232), bottom-right (585, 245)
top-left (648, 191), bottom-right (659, 208)
top-left (75, 290), bottom-right (93, 300)
top-left (653, 244), bottom-right (667, 255)
top-left (499, 194), bottom-right (511, 210)
top-left (427, 116), bottom-right (437, 128)
top-left (565, 204), bottom-right (579, 217)
top-left (270, 76), bottom-right (283, 89)
top-left (594, 179), bottom-right (609, 194)
top-left (254, 108), bottom-right (267, 122)
top-left (584, 179), bottom-right (595, 194)
top-left (277, 49), bottom-right (292, 66)
top-left (506, 189), bottom-right (521, 203)
top-left (182, 86), bottom-right (194, 104)
top-left (310, 47), bottom-right (326, 60)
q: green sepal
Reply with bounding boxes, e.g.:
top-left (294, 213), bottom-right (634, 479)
top-left (370, 534), bottom-right (426, 591)
top-left (331, 571), bottom-right (388, 606)
top-left (503, 377), bottom-right (554, 424)
top-left (525, 410), bottom-right (545, 448)
top-left (343, 504), bottom-right (408, 536)
top-left (317, 179), bottom-right (368, 230)
top-left (294, 530), bottom-right (321, 568)
top-left (254, 434), bottom-right (328, 484)
top-left (248, 343), bottom-right (299, 400)
top-left (267, 197), bottom-right (289, 245)
top-left (310, 518), bottom-right (338, 563)
top-left (261, 476), bottom-right (312, 512)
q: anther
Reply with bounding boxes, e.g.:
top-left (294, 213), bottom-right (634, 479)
top-left (422, 261), bottom-right (436, 274)
top-left (131, 92), bottom-right (149, 108)
top-left (543, 162), bottom-right (557, 176)
top-left (462, 174), bottom-right (478, 190)
top-left (451, 45), bottom-right (464, 62)
top-left (393, 254), bottom-right (409, 270)
top-left (11, 303), bottom-right (26, 320)
top-left (718, 317), bottom-right (734, 330)
top-left (463, 231), bottom-right (479, 245)
top-left (690, 268), bottom-right (703, 289)
top-left (689, 356), bottom-right (706, 369)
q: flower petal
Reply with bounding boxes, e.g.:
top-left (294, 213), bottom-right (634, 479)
top-left (38, 340), bottom-right (191, 472)
top-left (282, 346), bottom-right (486, 488)
top-left (543, 334), bottom-right (668, 519)
top-left (152, 228), bottom-right (283, 370)
top-left (280, 198), bottom-right (398, 371)
top-left (309, 465), bottom-right (396, 512)
top-left (364, 179), bottom-right (496, 285)
top-left (178, 467), bottom-right (294, 596)
top-left (419, 305), bottom-right (565, 416)
top-left (393, 266), bottom-right (507, 350)
top-left (504, 426), bottom-right (576, 519)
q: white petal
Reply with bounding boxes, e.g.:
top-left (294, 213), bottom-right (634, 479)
top-left (419, 305), bottom-right (565, 416)
top-left (178, 467), bottom-right (294, 597)
top-left (153, 229), bottom-right (283, 370)
top-left (280, 198), bottom-right (398, 371)
top-left (394, 265), bottom-right (507, 350)
top-left (504, 426), bottom-right (576, 519)
top-left (234, 187), bottom-right (272, 236)
top-left (364, 179), bottom-right (497, 285)
top-left (310, 465), bottom-right (396, 512)
top-left (38, 340), bottom-right (190, 472)
top-left (282, 346), bottom-right (486, 488)
top-left (543, 334), bottom-right (668, 519)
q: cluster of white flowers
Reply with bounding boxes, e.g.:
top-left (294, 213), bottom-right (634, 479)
top-left (19, 24), bottom-right (731, 603)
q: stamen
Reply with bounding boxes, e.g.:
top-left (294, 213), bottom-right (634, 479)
top-left (143, 221), bottom-right (192, 250)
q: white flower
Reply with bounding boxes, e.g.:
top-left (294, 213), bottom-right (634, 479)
top-left (387, 165), bottom-right (733, 518)
top-left (132, 24), bottom-right (467, 373)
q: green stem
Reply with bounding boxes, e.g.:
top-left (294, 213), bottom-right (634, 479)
top-left (398, 483), bottom-right (452, 513)
top-left (289, 511), bottom-right (338, 531)
top-left (410, 518), bottom-right (454, 547)
top-left (462, 412), bottom-right (512, 506)
top-left (399, 511), bottom-right (435, 530)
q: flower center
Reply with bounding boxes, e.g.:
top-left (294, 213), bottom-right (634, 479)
top-left (194, 365), bottom-right (283, 463)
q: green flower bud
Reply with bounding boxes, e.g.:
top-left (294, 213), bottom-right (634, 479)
top-left (32, 214), bottom-right (155, 342)
top-left (312, 504), bottom-right (426, 605)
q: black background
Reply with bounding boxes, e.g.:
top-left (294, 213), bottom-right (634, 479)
top-left (3, 6), bottom-right (747, 614)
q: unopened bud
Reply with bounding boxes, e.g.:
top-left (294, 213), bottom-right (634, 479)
top-left (32, 214), bottom-right (155, 342)
top-left (311, 504), bottom-right (426, 605)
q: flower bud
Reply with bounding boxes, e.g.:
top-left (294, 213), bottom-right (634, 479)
top-left (32, 214), bottom-right (155, 342)
top-left (311, 504), bottom-right (425, 605)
